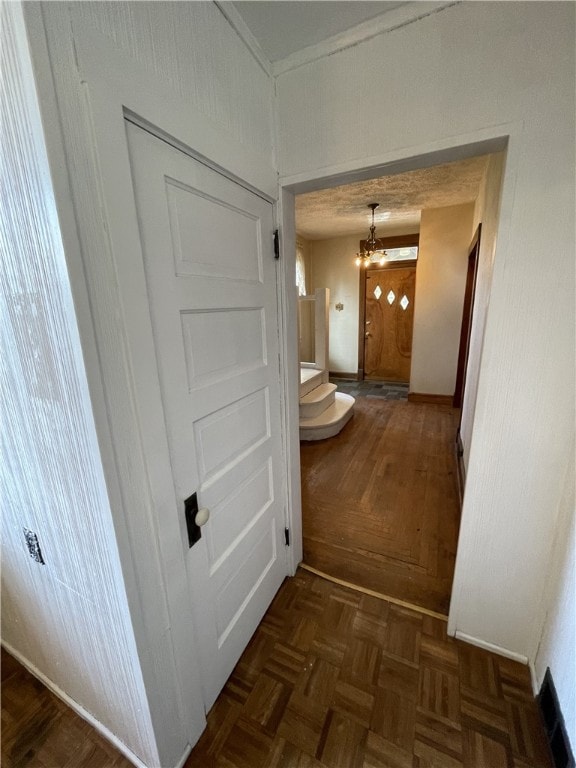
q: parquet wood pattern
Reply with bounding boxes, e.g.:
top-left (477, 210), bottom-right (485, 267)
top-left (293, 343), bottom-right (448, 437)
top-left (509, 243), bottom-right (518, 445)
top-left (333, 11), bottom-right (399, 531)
top-left (185, 570), bottom-right (550, 768)
top-left (2, 571), bottom-right (551, 768)
top-left (300, 398), bottom-right (461, 615)
top-left (1, 648), bottom-right (134, 768)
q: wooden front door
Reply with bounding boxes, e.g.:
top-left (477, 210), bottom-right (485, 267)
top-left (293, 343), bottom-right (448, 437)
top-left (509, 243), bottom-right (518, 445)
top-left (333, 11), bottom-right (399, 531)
top-left (364, 266), bottom-right (416, 382)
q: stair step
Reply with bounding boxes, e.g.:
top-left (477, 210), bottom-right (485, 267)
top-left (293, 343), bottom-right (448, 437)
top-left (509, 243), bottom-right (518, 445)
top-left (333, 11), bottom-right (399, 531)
top-left (299, 383), bottom-right (337, 419)
top-left (300, 392), bottom-right (355, 441)
top-left (299, 368), bottom-right (328, 397)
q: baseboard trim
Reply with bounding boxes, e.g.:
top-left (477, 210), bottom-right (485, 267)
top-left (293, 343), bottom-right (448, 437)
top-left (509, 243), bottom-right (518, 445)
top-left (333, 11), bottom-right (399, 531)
top-left (329, 371), bottom-right (358, 380)
top-left (530, 660), bottom-right (539, 696)
top-left (1, 640), bottom-right (155, 768)
top-left (300, 564), bottom-right (448, 621)
top-left (175, 745), bottom-right (193, 768)
top-left (454, 631), bottom-right (529, 665)
top-left (408, 392), bottom-right (454, 406)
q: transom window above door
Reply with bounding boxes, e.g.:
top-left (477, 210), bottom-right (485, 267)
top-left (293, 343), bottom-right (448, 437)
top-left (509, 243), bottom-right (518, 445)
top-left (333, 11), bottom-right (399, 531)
top-left (360, 234), bottom-right (419, 270)
top-left (385, 246), bottom-right (418, 263)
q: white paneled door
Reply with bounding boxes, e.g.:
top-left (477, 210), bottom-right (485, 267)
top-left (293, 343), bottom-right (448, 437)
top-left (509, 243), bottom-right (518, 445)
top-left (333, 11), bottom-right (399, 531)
top-left (126, 122), bottom-right (287, 710)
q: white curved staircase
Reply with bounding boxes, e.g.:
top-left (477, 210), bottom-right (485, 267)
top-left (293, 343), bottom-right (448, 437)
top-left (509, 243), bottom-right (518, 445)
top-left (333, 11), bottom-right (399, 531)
top-left (298, 288), bottom-right (354, 440)
top-left (299, 369), bottom-right (355, 441)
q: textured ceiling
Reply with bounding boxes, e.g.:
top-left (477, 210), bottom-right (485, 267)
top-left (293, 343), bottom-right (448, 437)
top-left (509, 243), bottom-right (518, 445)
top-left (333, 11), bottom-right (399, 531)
top-left (296, 155), bottom-right (489, 240)
top-left (232, 1), bottom-right (407, 62)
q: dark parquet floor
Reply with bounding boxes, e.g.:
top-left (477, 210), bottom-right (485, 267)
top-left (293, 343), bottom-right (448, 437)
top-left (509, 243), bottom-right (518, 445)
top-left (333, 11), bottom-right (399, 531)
top-left (2, 571), bottom-right (551, 768)
top-left (1, 648), bottom-right (133, 768)
top-left (186, 569), bottom-right (551, 768)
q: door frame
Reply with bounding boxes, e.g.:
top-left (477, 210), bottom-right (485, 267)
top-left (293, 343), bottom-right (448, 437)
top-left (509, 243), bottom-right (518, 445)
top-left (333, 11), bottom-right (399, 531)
top-left (357, 233), bottom-right (419, 381)
top-left (453, 225), bottom-right (482, 409)
top-left (25, 5), bottom-right (292, 764)
top-left (279, 128), bottom-right (517, 639)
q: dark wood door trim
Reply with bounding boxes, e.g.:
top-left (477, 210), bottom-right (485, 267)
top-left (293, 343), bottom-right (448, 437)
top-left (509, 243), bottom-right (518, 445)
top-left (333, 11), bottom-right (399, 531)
top-left (453, 224), bottom-right (482, 409)
top-left (357, 234), bottom-right (419, 380)
top-left (358, 266), bottom-right (366, 379)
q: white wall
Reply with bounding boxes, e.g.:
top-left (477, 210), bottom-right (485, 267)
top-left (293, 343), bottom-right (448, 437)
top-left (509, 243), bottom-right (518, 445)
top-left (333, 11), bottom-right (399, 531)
top-left (15, 2), bottom-right (278, 765)
top-left (0, 5), bottom-right (157, 765)
top-left (535, 442), bottom-right (575, 753)
top-left (309, 235), bottom-right (362, 373)
top-left (297, 237), bottom-right (315, 362)
top-left (460, 152), bottom-right (504, 469)
top-left (411, 203), bottom-right (475, 395)
top-left (277, 2), bottom-right (575, 662)
top-left (75, 1), bottom-right (274, 163)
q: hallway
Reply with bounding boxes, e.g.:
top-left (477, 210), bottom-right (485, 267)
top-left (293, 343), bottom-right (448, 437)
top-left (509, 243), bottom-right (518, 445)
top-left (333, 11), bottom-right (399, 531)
top-left (300, 394), bottom-right (460, 615)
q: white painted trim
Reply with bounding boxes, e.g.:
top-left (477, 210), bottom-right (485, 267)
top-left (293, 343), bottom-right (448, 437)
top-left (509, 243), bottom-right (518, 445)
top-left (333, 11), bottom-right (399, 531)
top-left (313, 288), bottom-right (330, 372)
top-left (124, 112), bottom-right (274, 206)
top-left (280, 127), bottom-right (510, 193)
top-left (529, 661), bottom-right (540, 696)
top-left (279, 121), bottom-right (524, 641)
top-left (273, 1), bottom-right (461, 76)
top-left (29, 8), bottom-right (290, 761)
top-left (1, 641), bottom-right (155, 768)
top-left (455, 632), bottom-right (529, 666)
top-left (174, 746), bottom-right (193, 768)
top-left (73, 23), bottom-right (277, 200)
top-left (23, 4), bottom-right (288, 761)
top-left (40, 10), bottom-right (205, 755)
top-left (18, 6), bottom-right (162, 764)
top-left (448, 126), bottom-right (523, 644)
top-left (214, 1), bottom-right (272, 77)
top-left (277, 188), bottom-right (303, 574)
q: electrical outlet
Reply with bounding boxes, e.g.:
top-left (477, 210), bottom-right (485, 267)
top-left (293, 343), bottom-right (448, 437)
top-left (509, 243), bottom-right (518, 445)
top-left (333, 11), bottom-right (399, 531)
top-left (23, 528), bottom-right (45, 564)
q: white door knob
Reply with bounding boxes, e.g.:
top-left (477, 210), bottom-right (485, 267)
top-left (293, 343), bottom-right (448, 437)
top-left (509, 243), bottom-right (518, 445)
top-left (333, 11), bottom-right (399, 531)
top-left (195, 507), bottom-right (210, 527)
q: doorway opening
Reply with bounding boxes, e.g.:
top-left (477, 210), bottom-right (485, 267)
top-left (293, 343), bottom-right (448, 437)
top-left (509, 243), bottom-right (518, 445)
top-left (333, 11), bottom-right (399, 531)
top-left (289, 143), bottom-right (506, 617)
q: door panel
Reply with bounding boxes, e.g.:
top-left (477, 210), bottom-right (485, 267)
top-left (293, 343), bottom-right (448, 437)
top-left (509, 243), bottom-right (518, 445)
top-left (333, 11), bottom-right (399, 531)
top-left (180, 308), bottom-right (266, 390)
top-left (364, 267), bottom-right (416, 382)
top-left (126, 122), bottom-right (286, 710)
top-left (166, 178), bottom-right (262, 281)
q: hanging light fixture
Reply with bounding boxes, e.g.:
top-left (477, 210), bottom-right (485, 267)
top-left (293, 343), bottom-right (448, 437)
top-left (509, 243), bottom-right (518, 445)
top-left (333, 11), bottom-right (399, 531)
top-left (354, 203), bottom-right (388, 267)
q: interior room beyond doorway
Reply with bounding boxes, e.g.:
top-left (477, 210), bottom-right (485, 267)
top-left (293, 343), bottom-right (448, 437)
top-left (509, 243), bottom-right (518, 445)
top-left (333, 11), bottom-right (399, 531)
top-left (300, 391), bottom-right (460, 615)
top-left (295, 150), bottom-right (504, 616)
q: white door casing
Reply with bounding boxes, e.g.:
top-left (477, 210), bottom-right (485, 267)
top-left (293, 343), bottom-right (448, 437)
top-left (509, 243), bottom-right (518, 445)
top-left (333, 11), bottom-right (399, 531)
top-left (27, 6), bottom-right (299, 760)
top-left (126, 122), bottom-right (288, 709)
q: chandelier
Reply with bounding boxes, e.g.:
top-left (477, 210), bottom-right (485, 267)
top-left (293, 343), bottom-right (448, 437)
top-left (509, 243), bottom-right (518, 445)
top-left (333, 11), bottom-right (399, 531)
top-left (354, 203), bottom-right (388, 267)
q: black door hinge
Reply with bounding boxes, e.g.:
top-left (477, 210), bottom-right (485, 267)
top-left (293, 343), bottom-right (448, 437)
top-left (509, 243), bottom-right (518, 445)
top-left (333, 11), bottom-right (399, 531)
top-left (273, 229), bottom-right (280, 259)
top-left (284, 527), bottom-right (290, 546)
